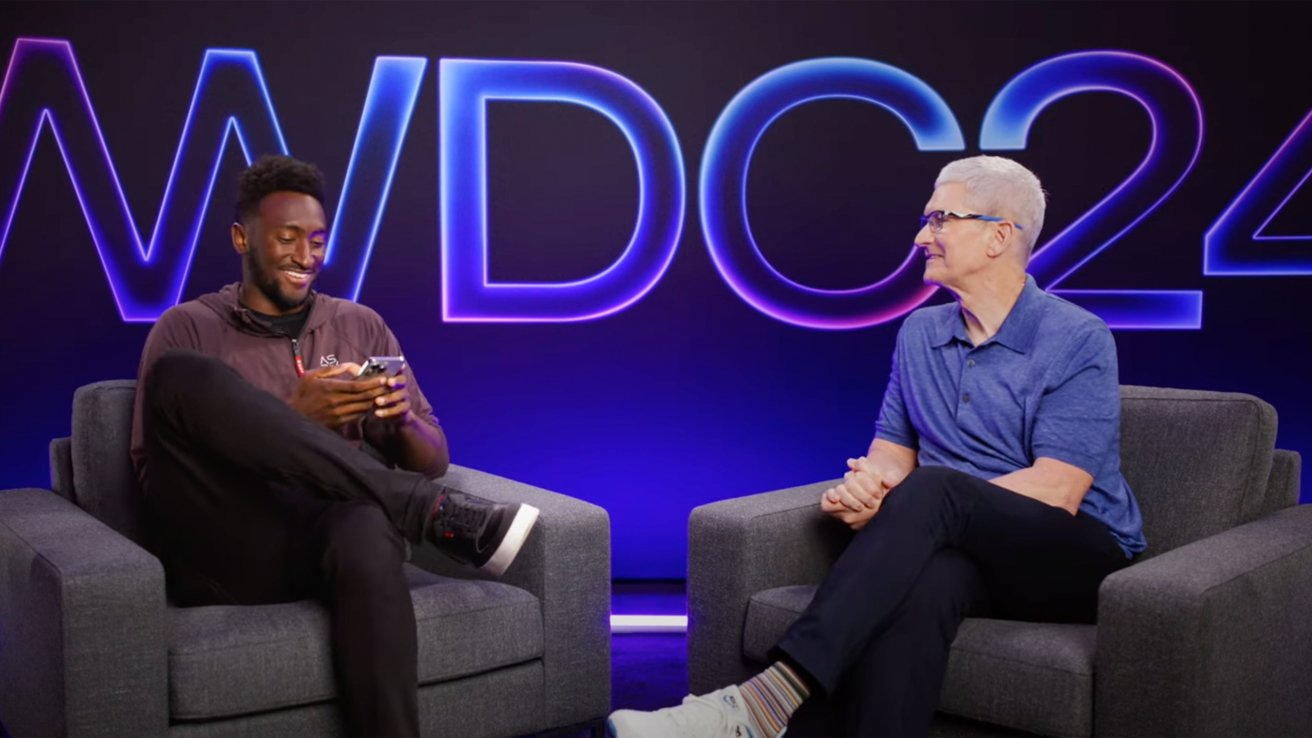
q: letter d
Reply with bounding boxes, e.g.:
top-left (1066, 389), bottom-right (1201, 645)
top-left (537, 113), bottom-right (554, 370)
top-left (440, 59), bottom-right (684, 321)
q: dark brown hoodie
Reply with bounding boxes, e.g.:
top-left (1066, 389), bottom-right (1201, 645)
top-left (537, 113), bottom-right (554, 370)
top-left (129, 283), bottom-right (439, 492)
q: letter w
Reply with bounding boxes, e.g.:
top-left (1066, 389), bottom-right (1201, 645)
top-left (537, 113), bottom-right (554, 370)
top-left (0, 38), bottom-right (424, 321)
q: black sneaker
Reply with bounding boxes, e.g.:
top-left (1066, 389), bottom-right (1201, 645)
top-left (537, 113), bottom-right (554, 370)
top-left (428, 491), bottom-right (539, 576)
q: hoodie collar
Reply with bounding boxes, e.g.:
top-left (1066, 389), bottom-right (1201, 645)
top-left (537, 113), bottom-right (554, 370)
top-left (200, 283), bottom-right (333, 336)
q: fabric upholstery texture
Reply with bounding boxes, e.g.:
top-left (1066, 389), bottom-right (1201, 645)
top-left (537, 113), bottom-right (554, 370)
top-left (168, 661), bottom-right (546, 738)
top-left (688, 386), bottom-right (1311, 736)
top-left (1097, 503), bottom-right (1312, 736)
top-left (168, 566), bottom-right (543, 720)
top-left (743, 586), bottom-right (1099, 736)
top-left (69, 380), bottom-right (147, 545)
top-left (1265, 448), bottom-right (1302, 514)
top-left (1118, 386), bottom-right (1277, 558)
top-left (0, 487), bottom-right (169, 737)
top-left (0, 379), bottom-right (610, 737)
top-left (688, 481), bottom-right (850, 694)
top-left (742, 585), bottom-right (817, 664)
top-left (49, 436), bottom-right (72, 501)
top-left (411, 463), bottom-right (613, 729)
top-left (939, 620), bottom-right (1097, 737)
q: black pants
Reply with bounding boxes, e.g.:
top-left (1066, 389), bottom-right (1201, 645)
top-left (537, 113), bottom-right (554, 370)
top-left (777, 465), bottom-right (1130, 737)
top-left (141, 349), bottom-right (442, 737)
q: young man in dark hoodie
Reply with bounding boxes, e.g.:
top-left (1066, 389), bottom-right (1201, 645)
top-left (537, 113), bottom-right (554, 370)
top-left (129, 155), bottom-right (538, 737)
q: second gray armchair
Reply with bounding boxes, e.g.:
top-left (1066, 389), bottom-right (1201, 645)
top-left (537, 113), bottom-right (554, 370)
top-left (688, 386), bottom-right (1312, 737)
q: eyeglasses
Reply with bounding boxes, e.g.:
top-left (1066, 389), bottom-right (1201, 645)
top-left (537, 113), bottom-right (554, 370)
top-left (918, 210), bottom-right (1024, 234)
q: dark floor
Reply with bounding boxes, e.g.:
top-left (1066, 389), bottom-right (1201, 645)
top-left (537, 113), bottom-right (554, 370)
top-left (610, 580), bottom-right (688, 711)
top-left (611, 632), bottom-right (688, 711)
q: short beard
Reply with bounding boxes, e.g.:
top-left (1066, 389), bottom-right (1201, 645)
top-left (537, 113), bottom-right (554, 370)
top-left (245, 250), bottom-right (309, 313)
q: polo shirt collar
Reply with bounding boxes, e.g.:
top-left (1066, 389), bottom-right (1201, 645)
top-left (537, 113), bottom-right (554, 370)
top-left (992, 275), bottom-right (1043, 352)
top-left (932, 303), bottom-right (970, 347)
top-left (932, 274), bottom-right (1043, 353)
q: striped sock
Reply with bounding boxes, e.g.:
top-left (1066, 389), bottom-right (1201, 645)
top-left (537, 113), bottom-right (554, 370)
top-left (738, 661), bottom-right (811, 738)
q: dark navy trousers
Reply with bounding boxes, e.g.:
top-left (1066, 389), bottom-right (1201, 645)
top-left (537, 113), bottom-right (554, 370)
top-left (777, 466), bottom-right (1130, 737)
top-left (141, 349), bottom-right (441, 737)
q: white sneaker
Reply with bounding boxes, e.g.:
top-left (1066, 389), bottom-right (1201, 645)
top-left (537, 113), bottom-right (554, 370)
top-left (607, 685), bottom-right (759, 738)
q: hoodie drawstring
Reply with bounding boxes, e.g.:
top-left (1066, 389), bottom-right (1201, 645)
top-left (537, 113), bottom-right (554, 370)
top-left (291, 338), bottom-right (305, 377)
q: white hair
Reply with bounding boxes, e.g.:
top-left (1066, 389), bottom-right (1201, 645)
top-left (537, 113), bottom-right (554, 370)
top-left (935, 156), bottom-right (1046, 259)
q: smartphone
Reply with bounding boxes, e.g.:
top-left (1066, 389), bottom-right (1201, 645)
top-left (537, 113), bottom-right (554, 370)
top-left (355, 355), bottom-right (406, 379)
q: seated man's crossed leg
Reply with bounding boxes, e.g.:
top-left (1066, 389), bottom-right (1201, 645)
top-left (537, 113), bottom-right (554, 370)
top-left (142, 349), bottom-right (537, 735)
top-left (610, 466), bottom-right (1127, 738)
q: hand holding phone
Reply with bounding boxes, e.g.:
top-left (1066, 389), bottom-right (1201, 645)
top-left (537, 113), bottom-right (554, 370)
top-left (357, 355), bottom-right (413, 428)
top-left (290, 358), bottom-right (400, 428)
top-left (355, 355), bottom-right (406, 379)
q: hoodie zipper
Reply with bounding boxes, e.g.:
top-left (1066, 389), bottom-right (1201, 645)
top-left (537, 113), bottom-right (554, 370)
top-left (290, 337), bottom-right (306, 377)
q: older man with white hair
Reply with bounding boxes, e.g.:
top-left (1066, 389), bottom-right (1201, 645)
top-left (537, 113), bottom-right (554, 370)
top-left (609, 156), bottom-right (1146, 738)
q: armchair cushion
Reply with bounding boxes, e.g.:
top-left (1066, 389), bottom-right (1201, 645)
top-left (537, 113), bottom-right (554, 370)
top-left (168, 565), bottom-right (543, 721)
top-left (743, 585), bottom-right (1098, 736)
top-left (743, 585), bottom-right (815, 664)
top-left (939, 620), bottom-right (1096, 738)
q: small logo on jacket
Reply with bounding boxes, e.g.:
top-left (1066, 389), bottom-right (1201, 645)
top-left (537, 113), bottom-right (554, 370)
top-left (319, 354), bottom-right (339, 367)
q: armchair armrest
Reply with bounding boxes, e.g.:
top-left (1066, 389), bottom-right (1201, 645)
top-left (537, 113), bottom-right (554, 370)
top-left (1096, 504), bottom-right (1312, 736)
top-left (50, 436), bottom-right (73, 501)
top-left (687, 480), bottom-right (850, 693)
top-left (1262, 449), bottom-right (1302, 515)
top-left (408, 464), bottom-right (611, 729)
top-left (0, 488), bottom-right (168, 737)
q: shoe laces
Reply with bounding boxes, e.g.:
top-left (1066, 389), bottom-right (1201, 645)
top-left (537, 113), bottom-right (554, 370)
top-left (436, 495), bottom-right (491, 539)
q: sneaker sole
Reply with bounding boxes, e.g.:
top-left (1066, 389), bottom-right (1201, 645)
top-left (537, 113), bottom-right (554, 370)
top-left (605, 711), bottom-right (662, 738)
top-left (480, 503), bottom-right (539, 577)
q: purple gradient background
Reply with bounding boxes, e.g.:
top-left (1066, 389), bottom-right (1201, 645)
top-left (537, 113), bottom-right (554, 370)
top-left (0, 1), bottom-right (1308, 578)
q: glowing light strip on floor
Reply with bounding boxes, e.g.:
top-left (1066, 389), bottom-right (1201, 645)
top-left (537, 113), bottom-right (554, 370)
top-left (610, 614), bottom-right (688, 633)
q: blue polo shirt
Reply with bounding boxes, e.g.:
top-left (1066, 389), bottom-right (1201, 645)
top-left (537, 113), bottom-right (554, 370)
top-left (875, 275), bottom-right (1146, 556)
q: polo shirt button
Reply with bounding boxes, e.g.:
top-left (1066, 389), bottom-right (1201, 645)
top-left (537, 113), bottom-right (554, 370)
top-left (966, 359), bottom-right (976, 368)
top-left (962, 393), bottom-right (971, 403)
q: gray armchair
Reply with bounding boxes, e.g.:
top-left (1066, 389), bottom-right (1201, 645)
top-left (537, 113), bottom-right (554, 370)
top-left (688, 386), bottom-right (1312, 736)
top-left (0, 380), bottom-right (611, 737)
